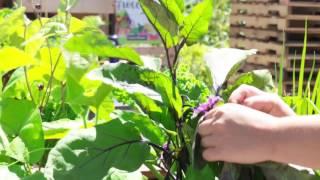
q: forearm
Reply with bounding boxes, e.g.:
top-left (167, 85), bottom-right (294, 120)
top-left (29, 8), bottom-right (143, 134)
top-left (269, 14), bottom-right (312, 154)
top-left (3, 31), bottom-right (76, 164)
top-left (268, 115), bottom-right (320, 168)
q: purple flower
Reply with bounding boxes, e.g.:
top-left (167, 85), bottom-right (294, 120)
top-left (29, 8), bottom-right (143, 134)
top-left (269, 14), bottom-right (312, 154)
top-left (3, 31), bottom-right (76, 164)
top-left (194, 96), bottom-right (221, 114)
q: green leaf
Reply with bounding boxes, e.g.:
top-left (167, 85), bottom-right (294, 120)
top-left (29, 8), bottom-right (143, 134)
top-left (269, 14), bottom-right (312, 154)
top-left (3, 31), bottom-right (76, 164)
top-left (0, 47), bottom-right (36, 73)
top-left (59, 0), bottom-right (79, 12)
top-left (65, 31), bottom-right (143, 65)
top-left (139, 0), bottom-right (179, 47)
top-left (159, 0), bottom-right (184, 25)
top-left (22, 172), bottom-right (46, 180)
top-left (87, 68), bottom-right (176, 130)
top-left (117, 111), bottom-right (166, 145)
top-left (100, 63), bottom-right (182, 121)
top-left (0, 99), bottom-right (44, 163)
top-left (43, 119), bottom-right (94, 140)
top-left (44, 119), bottom-right (150, 179)
top-left (130, 93), bottom-right (176, 130)
top-left (181, 0), bottom-right (213, 45)
top-left (204, 48), bottom-right (257, 91)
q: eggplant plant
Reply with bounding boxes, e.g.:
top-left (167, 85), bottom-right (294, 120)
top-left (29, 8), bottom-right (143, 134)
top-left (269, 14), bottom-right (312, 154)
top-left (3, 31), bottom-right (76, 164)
top-left (0, 0), bottom-right (319, 179)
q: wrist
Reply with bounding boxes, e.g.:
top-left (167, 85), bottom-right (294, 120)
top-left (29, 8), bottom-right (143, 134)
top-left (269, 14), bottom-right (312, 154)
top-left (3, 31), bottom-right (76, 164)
top-left (262, 116), bottom-right (282, 162)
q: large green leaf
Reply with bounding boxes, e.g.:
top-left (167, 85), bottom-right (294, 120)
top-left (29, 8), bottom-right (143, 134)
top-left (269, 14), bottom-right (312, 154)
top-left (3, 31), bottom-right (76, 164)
top-left (181, 0), bottom-right (213, 45)
top-left (44, 119), bottom-right (150, 179)
top-left (0, 47), bottom-right (36, 73)
top-left (0, 99), bottom-right (44, 164)
top-left (100, 63), bottom-right (182, 120)
top-left (42, 119), bottom-right (94, 140)
top-left (65, 59), bottom-right (114, 121)
top-left (139, 0), bottom-right (179, 47)
top-left (130, 92), bottom-right (176, 130)
top-left (87, 68), bottom-right (176, 130)
top-left (117, 111), bottom-right (166, 145)
top-left (64, 31), bottom-right (143, 65)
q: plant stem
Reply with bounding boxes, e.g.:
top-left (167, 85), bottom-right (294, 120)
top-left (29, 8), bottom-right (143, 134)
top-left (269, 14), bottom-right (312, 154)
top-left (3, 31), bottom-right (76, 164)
top-left (39, 53), bottom-right (62, 110)
top-left (22, 23), bottom-right (35, 104)
top-left (24, 67), bottom-right (35, 104)
top-left (145, 163), bottom-right (164, 180)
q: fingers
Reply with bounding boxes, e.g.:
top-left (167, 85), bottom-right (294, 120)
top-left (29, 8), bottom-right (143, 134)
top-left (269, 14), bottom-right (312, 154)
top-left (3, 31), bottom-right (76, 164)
top-left (243, 95), bottom-right (273, 113)
top-left (202, 147), bottom-right (223, 162)
top-left (228, 84), bottom-right (264, 104)
top-left (198, 108), bottom-right (223, 136)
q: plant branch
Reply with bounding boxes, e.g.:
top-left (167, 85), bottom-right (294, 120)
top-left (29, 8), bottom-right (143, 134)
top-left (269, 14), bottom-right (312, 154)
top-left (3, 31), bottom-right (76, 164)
top-left (39, 53), bottom-right (62, 110)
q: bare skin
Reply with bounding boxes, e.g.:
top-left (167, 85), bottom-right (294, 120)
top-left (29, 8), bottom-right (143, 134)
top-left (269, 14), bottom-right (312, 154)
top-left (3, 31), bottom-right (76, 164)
top-left (198, 85), bottom-right (320, 169)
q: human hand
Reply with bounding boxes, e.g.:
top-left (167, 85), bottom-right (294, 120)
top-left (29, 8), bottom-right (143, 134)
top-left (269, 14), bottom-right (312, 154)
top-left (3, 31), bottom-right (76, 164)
top-left (199, 103), bottom-right (278, 164)
top-left (229, 84), bottom-right (295, 117)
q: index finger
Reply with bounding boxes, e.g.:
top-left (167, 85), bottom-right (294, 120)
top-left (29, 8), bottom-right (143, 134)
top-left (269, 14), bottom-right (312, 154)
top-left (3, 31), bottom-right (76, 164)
top-left (228, 84), bottom-right (262, 104)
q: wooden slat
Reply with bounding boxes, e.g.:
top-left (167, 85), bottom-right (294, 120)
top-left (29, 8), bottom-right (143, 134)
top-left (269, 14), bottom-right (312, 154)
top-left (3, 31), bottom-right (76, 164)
top-left (231, 0), bottom-right (288, 4)
top-left (231, 27), bottom-right (283, 41)
top-left (246, 54), bottom-right (280, 65)
top-left (230, 38), bottom-right (283, 55)
top-left (289, 2), bottom-right (320, 7)
top-left (285, 28), bottom-right (320, 33)
top-left (286, 42), bottom-right (320, 47)
top-left (230, 15), bottom-right (287, 30)
top-left (232, 3), bottom-right (288, 17)
top-left (23, 0), bottom-right (115, 14)
top-left (287, 15), bottom-right (320, 21)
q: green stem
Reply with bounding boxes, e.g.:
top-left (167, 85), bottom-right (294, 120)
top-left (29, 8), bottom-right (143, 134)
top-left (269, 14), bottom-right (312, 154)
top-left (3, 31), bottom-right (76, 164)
top-left (145, 163), bottom-right (164, 180)
top-left (24, 67), bottom-right (35, 104)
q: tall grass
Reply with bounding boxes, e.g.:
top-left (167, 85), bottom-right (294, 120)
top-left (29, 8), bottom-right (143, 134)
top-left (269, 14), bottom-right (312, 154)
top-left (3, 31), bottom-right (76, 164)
top-left (278, 19), bottom-right (320, 115)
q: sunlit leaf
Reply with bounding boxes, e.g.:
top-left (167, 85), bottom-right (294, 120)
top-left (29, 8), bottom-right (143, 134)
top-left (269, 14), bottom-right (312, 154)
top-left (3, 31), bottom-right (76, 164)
top-left (139, 0), bottom-right (179, 47)
top-left (0, 47), bottom-right (36, 73)
top-left (43, 119), bottom-right (94, 140)
top-left (65, 31), bottom-right (143, 65)
top-left (181, 0), bottom-right (213, 45)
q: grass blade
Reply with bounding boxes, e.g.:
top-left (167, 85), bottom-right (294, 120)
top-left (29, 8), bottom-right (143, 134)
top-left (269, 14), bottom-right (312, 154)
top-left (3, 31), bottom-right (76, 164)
top-left (278, 30), bottom-right (285, 96)
top-left (297, 20), bottom-right (308, 98)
